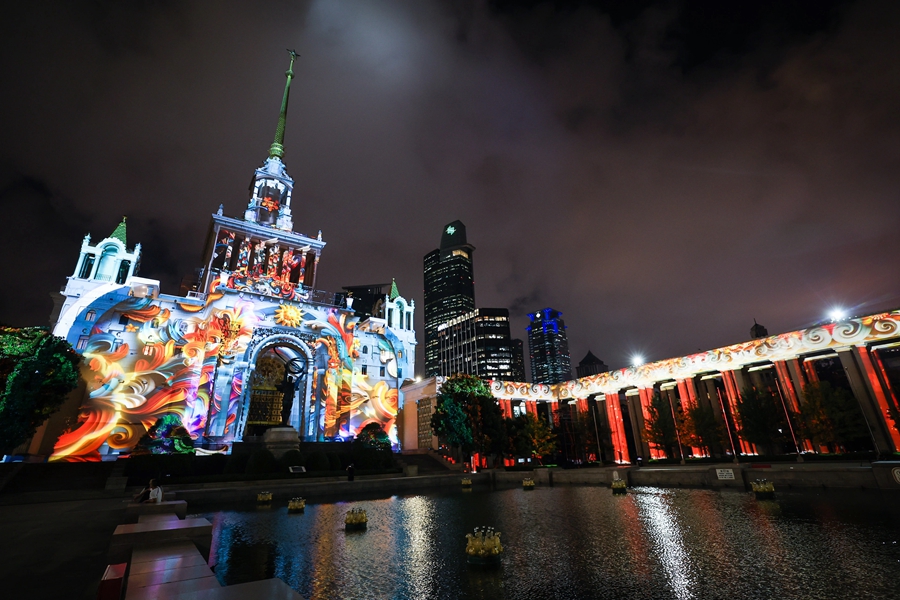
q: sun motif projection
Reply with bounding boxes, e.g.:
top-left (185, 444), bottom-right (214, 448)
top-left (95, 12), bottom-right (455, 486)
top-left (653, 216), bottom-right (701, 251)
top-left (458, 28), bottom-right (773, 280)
top-left (274, 304), bottom-right (303, 328)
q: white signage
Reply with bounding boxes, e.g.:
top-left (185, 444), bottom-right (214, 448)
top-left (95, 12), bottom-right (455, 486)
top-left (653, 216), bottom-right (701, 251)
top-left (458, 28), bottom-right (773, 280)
top-left (716, 468), bottom-right (735, 480)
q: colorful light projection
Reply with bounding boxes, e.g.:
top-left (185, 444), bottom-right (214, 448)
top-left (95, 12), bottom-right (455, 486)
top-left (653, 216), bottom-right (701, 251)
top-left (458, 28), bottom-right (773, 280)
top-left (51, 279), bottom-right (406, 460)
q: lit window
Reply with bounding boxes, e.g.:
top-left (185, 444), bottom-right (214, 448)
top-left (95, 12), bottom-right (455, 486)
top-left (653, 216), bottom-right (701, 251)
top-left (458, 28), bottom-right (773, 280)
top-left (85, 310), bottom-right (96, 322)
top-left (76, 336), bottom-right (89, 350)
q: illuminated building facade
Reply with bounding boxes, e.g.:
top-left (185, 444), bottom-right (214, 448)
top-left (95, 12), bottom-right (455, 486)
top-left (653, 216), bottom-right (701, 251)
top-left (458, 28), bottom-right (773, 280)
top-left (37, 53), bottom-right (417, 461)
top-left (423, 221), bottom-right (475, 376)
top-left (436, 308), bottom-right (520, 381)
top-left (402, 309), bottom-right (900, 466)
top-left (527, 307), bottom-right (572, 384)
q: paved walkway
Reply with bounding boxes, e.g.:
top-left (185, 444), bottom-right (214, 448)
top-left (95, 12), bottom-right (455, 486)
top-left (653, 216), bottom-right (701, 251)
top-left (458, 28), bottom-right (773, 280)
top-left (0, 496), bottom-right (127, 599)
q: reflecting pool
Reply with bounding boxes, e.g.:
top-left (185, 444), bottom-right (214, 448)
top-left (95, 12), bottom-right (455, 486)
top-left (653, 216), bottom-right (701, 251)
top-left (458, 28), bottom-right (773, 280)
top-left (198, 486), bottom-right (900, 599)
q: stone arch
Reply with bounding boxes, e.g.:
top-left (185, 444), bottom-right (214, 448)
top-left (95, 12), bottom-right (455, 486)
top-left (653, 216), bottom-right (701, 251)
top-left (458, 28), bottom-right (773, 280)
top-left (233, 332), bottom-right (315, 441)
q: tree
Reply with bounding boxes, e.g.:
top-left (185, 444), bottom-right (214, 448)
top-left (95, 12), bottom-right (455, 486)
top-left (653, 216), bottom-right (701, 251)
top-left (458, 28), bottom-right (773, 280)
top-left (643, 393), bottom-right (681, 460)
top-left (430, 374), bottom-right (504, 458)
top-left (735, 387), bottom-right (793, 455)
top-left (797, 381), bottom-right (870, 452)
top-left (520, 413), bottom-right (557, 464)
top-left (0, 327), bottom-right (81, 454)
top-left (354, 422), bottom-right (391, 452)
top-left (681, 401), bottom-right (725, 457)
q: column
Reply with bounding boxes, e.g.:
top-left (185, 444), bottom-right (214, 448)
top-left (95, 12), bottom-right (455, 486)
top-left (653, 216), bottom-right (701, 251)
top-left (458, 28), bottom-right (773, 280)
top-left (837, 347), bottom-right (895, 454)
top-left (637, 387), bottom-right (666, 459)
top-left (626, 392), bottom-right (651, 460)
top-left (72, 252), bottom-right (87, 277)
top-left (855, 346), bottom-right (900, 451)
top-left (604, 393), bottom-right (631, 464)
top-left (720, 370), bottom-right (755, 455)
top-left (677, 378), bottom-right (704, 457)
top-left (500, 399), bottom-right (513, 419)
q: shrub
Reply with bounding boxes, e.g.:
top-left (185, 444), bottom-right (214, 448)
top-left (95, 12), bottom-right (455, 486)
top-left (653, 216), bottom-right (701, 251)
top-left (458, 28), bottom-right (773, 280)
top-left (223, 452), bottom-right (251, 474)
top-left (306, 451), bottom-right (330, 472)
top-left (193, 454), bottom-right (228, 476)
top-left (328, 452), bottom-right (343, 471)
top-left (279, 449), bottom-right (305, 471)
top-left (245, 449), bottom-right (278, 475)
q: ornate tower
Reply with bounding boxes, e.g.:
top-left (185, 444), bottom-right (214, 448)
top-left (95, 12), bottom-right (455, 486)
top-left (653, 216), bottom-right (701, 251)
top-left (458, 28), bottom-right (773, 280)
top-left (199, 50), bottom-right (325, 299)
top-left (244, 50), bottom-right (298, 231)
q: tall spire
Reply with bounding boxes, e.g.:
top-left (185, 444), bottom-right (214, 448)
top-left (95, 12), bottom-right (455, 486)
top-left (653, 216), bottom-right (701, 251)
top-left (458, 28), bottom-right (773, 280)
top-left (389, 278), bottom-right (400, 301)
top-left (268, 49), bottom-right (299, 160)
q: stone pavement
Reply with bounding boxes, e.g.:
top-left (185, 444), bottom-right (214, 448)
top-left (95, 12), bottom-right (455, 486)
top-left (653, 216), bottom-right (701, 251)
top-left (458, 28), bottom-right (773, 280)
top-left (0, 496), bottom-right (127, 599)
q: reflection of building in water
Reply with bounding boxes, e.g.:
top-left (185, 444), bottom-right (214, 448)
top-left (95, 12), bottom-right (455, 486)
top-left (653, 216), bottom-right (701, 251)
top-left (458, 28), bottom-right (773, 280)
top-left (32, 53), bottom-right (417, 462)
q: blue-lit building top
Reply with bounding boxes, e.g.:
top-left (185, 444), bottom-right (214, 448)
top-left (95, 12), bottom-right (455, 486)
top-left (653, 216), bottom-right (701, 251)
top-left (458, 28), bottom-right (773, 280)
top-left (527, 307), bottom-right (573, 384)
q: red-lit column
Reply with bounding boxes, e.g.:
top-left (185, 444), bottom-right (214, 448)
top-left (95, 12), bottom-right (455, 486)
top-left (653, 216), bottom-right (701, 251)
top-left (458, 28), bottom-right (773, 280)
top-left (500, 399), bottom-right (513, 419)
top-left (854, 346), bottom-right (900, 452)
top-left (637, 387), bottom-right (665, 459)
top-left (604, 393), bottom-right (631, 464)
top-left (577, 398), bottom-right (588, 414)
top-left (525, 401), bottom-right (537, 417)
top-left (720, 370), bottom-right (755, 455)
top-left (677, 379), bottom-right (704, 457)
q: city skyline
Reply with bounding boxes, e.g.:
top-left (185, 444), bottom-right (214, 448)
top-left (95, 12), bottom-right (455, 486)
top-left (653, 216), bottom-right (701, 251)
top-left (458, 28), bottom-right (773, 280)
top-left (2, 1), bottom-right (900, 377)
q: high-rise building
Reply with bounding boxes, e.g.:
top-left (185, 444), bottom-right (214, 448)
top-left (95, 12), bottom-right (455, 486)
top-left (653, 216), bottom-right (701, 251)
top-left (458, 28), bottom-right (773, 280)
top-left (436, 308), bottom-right (519, 380)
top-left (575, 350), bottom-right (609, 378)
top-left (527, 307), bottom-right (572, 384)
top-left (511, 338), bottom-right (526, 382)
top-left (424, 220), bottom-right (475, 376)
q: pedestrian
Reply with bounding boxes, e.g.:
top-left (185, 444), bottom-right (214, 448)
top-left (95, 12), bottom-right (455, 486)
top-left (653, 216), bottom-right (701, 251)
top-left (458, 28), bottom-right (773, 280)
top-left (133, 479), bottom-right (163, 504)
top-left (346, 463), bottom-right (355, 482)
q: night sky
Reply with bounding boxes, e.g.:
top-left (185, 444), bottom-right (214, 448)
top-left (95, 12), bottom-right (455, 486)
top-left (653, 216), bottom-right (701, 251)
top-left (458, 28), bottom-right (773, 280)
top-left (2, 1), bottom-right (899, 378)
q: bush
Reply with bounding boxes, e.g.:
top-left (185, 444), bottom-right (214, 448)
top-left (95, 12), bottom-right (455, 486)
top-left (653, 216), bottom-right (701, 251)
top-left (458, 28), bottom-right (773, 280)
top-left (193, 454), bottom-right (228, 476)
top-left (279, 449), bottom-right (305, 471)
top-left (245, 449), bottom-right (278, 475)
top-left (223, 452), bottom-right (251, 474)
top-left (328, 452), bottom-right (343, 471)
top-left (306, 451), bottom-right (330, 472)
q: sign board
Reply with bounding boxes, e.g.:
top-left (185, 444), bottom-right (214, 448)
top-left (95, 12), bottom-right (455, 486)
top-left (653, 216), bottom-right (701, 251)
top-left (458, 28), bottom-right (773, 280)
top-left (716, 468), bottom-right (735, 480)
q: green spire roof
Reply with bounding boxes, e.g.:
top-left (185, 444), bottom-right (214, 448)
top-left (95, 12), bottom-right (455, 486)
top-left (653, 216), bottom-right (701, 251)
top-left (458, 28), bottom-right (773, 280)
top-left (389, 278), bottom-right (400, 301)
top-left (269, 50), bottom-right (299, 160)
top-left (110, 217), bottom-right (127, 245)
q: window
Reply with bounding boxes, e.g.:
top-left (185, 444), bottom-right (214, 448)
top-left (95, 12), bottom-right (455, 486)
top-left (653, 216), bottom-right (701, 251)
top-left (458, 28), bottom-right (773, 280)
top-left (76, 336), bottom-right (89, 350)
top-left (85, 310), bottom-right (96, 322)
top-left (361, 365), bottom-right (368, 375)
top-left (406, 313), bottom-right (411, 330)
top-left (380, 366), bottom-right (386, 377)
top-left (362, 346), bottom-right (368, 354)
top-left (387, 309), bottom-right (393, 328)
top-left (398, 368), bottom-right (402, 379)
top-left (119, 314), bottom-right (129, 325)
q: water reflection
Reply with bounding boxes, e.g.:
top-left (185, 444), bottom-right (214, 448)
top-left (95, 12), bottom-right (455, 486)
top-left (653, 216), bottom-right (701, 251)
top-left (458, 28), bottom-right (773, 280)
top-left (199, 487), bottom-right (900, 600)
top-left (633, 489), bottom-right (695, 599)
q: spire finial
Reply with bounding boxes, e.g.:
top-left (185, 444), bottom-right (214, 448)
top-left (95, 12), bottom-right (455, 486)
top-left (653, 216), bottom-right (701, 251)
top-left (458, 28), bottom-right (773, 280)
top-left (269, 49), bottom-right (299, 160)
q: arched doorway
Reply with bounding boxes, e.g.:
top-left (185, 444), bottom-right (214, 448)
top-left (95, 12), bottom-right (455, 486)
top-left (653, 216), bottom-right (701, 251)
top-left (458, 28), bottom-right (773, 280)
top-left (235, 333), bottom-right (314, 441)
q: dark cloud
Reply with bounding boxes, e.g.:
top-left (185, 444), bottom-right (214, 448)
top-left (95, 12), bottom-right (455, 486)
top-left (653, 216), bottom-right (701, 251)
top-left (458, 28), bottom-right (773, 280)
top-left (1, 0), bottom-right (898, 375)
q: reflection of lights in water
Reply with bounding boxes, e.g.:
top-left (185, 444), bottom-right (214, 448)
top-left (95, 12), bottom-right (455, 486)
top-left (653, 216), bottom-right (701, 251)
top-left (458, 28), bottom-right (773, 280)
top-left (635, 490), bottom-right (695, 600)
top-left (399, 495), bottom-right (437, 599)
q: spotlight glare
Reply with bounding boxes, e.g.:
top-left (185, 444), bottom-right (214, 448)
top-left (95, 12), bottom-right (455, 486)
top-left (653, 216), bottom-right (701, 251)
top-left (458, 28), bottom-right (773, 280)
top-left (829, 308), bottom-right (846, 322)
top-left (632, 354), bottom-right (644, 367)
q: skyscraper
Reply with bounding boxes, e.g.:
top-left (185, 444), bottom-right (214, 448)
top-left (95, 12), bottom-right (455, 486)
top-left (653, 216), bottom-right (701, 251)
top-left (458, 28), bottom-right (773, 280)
top-left (527, 307), bottom-right (572, 384)
top-left (436, 308), bottom-right (520, 380)
top-left (575, 350), bottom-right (609, 378)
top-left (510, 338), bottom-right (526, 382)
top-left (424, 220), bottom-right (475, 376)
